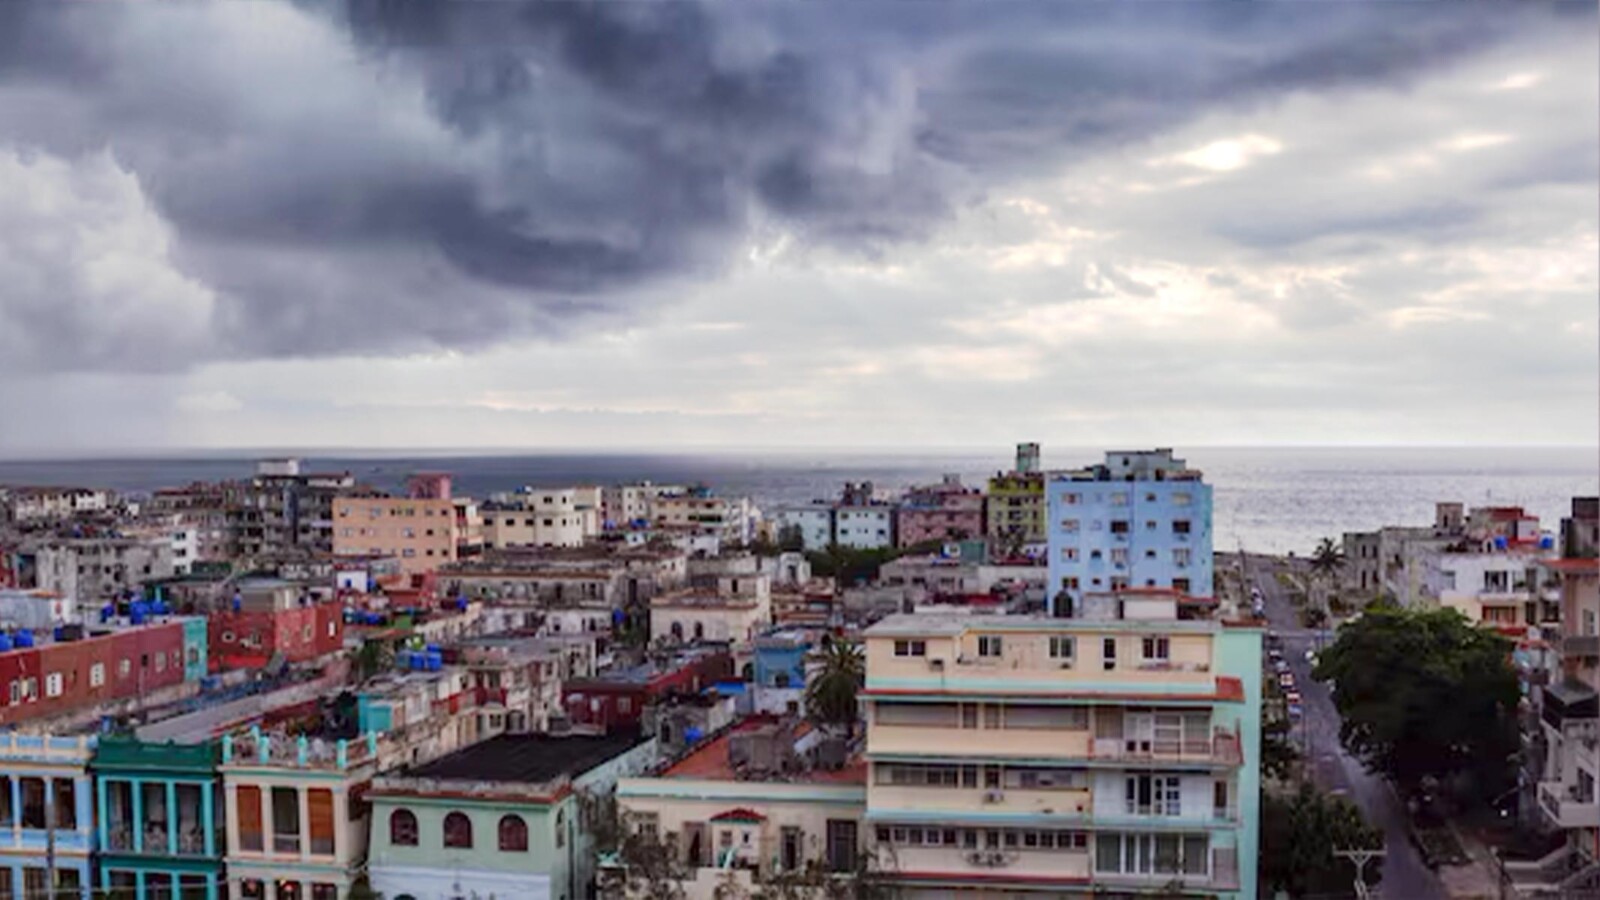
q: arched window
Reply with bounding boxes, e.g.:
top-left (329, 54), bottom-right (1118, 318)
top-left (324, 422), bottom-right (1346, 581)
top-left (498, 814), bottom-right (529, 852)
top-left (670, 622), bottom-right (684, 641)
top-left (693, 622), bottom-right (705, 641)
top-left (443, 811), bottom-right (473, 849)
top-left (389, 809), bottom-right (418, 846)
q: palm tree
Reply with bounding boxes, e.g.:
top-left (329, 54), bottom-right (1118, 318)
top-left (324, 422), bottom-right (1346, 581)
top-left (1309, 537), bottom-right (1346, 614)
top-left (806, 640), bottom-right (865, 738)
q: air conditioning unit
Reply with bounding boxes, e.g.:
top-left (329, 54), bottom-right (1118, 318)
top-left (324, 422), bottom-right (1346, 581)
top-left (982, 790), bottom-right (1005, 804)
top-left (928, 658), bottom-right (945, 671)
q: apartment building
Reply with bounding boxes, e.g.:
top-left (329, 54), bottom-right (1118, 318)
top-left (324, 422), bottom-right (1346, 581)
top-left (332, 496), bottom-right (459, 575)
top-left (1430, 537), bottom-right (1559, 632)
top-left (772, 504), bottom-right (835, 552)
top-left (481, 489), bottom-right (588, 550)
top-left (1534, 549), bottom-right (1599, 878)
top-left (860, 601), bottom-right (1260, 897)
top-left (205, 580), bottom-right (344, 672)
top-left (652, 490), bottom-right (758, 546)
top-left (92, 735), bottom-right (226, 899)
top-left (235, 460), bottom-right (355, 560)
top-left (0, 733), bottom-right (97, 898)
top-left (987, 444), bottom-right (1047, 548)
top-left (0, 487), bottom-right (112, 524)
top-left (615, 717), bottom-right (868, 898)
top-left (651, 575), bottom-right (772, 648)
top-left (835, 483), bottom-right (896, 551)
top-left (219, 727), bottom-right (386, 899)
top-left (366, 734), bottom-right (657, 900)
top-left (897, 476), bottom-right (986, 548)
top-left (35, 537), bottom-right (176, 603)
top-left (1046, 449), bottom-right (1214, 617)
top-left (0, 616), bottom-right (208, 727)
top-left (601, 483), bottom-right (686, 530)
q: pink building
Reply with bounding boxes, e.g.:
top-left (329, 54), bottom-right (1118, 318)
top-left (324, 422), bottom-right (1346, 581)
top-left (895, 475), bottom-right (985, 548)
top-left (406, 472), bottom-right (453, 500)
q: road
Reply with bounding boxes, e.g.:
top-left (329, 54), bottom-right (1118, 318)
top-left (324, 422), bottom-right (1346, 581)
top-left (1246, 556), bottom-right (1448, 900)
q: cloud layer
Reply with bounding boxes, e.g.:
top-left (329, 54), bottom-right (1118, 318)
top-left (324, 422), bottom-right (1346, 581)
top-left (0, 1), bottom-right (1593, 449)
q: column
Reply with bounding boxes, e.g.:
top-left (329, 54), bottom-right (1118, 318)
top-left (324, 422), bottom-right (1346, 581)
top-left (134, 871), bottom-right (145, 898)
top-left (96, 777), bottom-right (108, 851)
top-left (206, 872), bottom-right (219, 900)
top-left (43, 778), bottom-right (54, 836)
top-left (332, 788), bottom-right (351, 867)
top-left (131, 778), bottom-right (143, 853)
top-left (261, 786), bottom-right (275, 860)
top-left (166, 782), bottom-right (178, 855)
top-left (202, 782), bottom-right (216, 857)
top-left (9, 777), bottom-right (19, 845)
top-left (77, 775), bottom-right (92, 843)
top-left (297, 787), bottom-right (310, 862)
top-left (223, 784), bottom-right (240, 856)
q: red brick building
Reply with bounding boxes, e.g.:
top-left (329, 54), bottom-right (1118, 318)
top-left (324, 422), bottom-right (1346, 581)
top-left (0, 618), bottom-right (206, 726)
top-left (563, 647), bottom-right (732, 731)
top-left (207, 601), bottom-right (344, 671)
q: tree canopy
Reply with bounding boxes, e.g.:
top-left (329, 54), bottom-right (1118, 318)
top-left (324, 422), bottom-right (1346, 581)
top-left (807, 640), bottom-right (865, 736)
top-left (1312, 606), bottom-right (1519, 799)
top-left (1261, 782), bottom-right (1384, 898)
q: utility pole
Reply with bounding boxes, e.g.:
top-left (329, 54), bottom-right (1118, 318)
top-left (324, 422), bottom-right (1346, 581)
top-left (1334, 847), bottom-right (1386, 900)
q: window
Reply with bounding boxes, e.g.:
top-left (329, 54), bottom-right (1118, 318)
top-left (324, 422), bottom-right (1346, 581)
top-left (893, 640), bottom-right (927, 657)
top-left (1110, 548), bottom-right (1128, 565)
top-left (826, 820), bottom-right (858, 873)
top-left (498, 815), bottom-right (528, 852)
top-left (1141, 636), bottom-right (1171, 662)
top-left (1062, 576), bottom-right (1080, 590)
top-left (443, 811), bottom-right (473, 848)
top-left (1125, 774), bottom-right (1183, 816)
top-left (1109, 492), bottom-right (1129, 506)
top-left (876, 703), bottom-right (958, 727)
top-left (308, 788), bottom-right (336, 856)
top-left (984, 705), bottom-right (1001, 728)
top-left (1062, 493), bottom-right (1081, 505)
top-left (977, 635), bottom-right (1003, 658)
top-left (1048, 636), bottom-right (1075, 660)
top-left (1103, 637), bottom-right (1117, 671)
top-left (238, 786), bottom-right (264, 852)
top-left (1004, 706), bottom-right (1089, 730)
top-left (1172, 520), bottom-right (1191, 535)
top-left (1060, 519), bottom-right (1080, 533)
top-left (555, 809), bottom-right (565, 849)
top-left (45, 673), bottom-right (62, 698)
top-left (154, 653), bottom-right (166, 672)
top-left (1172, 492), bottom-right (1192, 506)
top-left (1110, 520), bottom-right (1130, 535)
top-left (1172, 548), bottom-right (1191, 566)
top-left (1061, 547), bottom-right (1079, 562)
top-left (389, 809), bottom-right (418, 846)
top-left (961, 705), bottom-right (978, 729)
top-left (1172, 578), bottom-right (1191, 593)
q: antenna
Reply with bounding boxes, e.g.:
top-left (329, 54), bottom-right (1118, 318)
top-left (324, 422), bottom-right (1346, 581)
top-left (1334, 847), bottom-right (1386, 900)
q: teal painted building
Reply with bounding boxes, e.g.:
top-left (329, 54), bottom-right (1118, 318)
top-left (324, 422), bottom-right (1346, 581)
top-left (0, 734), bottom-right (97, 900)
top-left (91, 735), bottom-right (224, 899)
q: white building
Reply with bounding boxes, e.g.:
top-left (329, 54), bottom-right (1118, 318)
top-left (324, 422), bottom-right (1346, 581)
top-left (35, 537), bottom-right (175, 602)
top-left (834, 505), bottom-right (894, 550)
top-left (773, 505), bottom-right (835, 552)
top-left (482, 489), bottom-right (587, 549)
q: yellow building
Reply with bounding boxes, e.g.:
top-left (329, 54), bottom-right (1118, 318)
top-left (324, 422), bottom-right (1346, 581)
top-left (861, 600), bottom-right (1261, 898)
top-left (332, 496), bottom-right (459, 574)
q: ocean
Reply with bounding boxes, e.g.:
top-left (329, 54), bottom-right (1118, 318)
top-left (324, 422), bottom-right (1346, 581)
top-left (0, 447), bottom-right (1594, 555)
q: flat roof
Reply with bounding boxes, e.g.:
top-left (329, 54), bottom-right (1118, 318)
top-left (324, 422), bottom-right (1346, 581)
top-left (406, 733), bottom-right (646, 783)
top-left (660, 718), bottom-right (866, 785)
top-left (865, 612), bottom-right (1222, 637)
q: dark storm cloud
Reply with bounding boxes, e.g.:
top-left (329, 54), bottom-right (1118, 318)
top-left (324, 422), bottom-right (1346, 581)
top-left (0, 0), bottom-right (1579, 371)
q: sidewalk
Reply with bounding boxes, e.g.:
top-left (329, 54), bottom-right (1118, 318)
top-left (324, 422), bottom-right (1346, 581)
top-left (1440, 818), bottom-right (1509, 900)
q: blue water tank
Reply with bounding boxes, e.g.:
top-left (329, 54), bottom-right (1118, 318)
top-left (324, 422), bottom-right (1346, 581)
top-left (426, 651), bottom-right (443, 671)
top-left (684, 726), bottom-right (703, 744)
top-left (151, 599), bottom-right (170, 616)
top-left (232, 594), bottom-right (243, 612)
top-left (1494, 535), bottom-right (1509, 550)
top-left (0, 634), bottom-right (14, 653)
top-left (14, 630), bottom-right (33, 649)
top-left (100, 604), bottom-right (115, 623)
top-left (425, 644), bottom-right (440, 654)
top-left (1540, 535), bottom-right (1555, 550)
top-left (129, 608), bottom-right (145, 626)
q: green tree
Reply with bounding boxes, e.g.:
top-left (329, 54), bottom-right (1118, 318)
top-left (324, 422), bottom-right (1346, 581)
top-left (1313, 606), bottom-right (1519, 800)
top-left (1260, 782), bottom-right (1384, 898)
top-left (806, 640), bottom-right (865, 737)
top-left (1309, 536), bottom-right (1345, 612)
top-left (352, 639), bottom-right (394, 681)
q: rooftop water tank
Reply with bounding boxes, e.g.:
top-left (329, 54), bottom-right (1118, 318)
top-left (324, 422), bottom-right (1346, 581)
top-left (14, 630), bottom-right (34, 649)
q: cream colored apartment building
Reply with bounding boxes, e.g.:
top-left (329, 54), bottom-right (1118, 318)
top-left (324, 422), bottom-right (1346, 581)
top-left (332, 497), bottom-right (459, 574)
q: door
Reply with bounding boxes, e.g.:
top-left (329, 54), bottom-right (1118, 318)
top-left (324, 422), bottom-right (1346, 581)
top-left (825, 819), bottom-right (858, 872)
top-left (1125, 712), bottom-right (1154, 754)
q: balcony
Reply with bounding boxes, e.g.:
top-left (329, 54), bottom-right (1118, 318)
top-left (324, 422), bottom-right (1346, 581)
top-left (1097, 847), bottom-right (1238, 892)
top-left (1538, 781), bottom-right (1600, 829)
top-left (1090, 729), bottom-right (1243, 769)
top-left (1565, 634), bottom-right (1600, 661)
top-left (882, 845), bottom-right (1090, 882)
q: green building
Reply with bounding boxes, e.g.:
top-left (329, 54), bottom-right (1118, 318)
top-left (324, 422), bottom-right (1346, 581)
top-left (92, 735), bottom-right (224, 899)
top-left (366, 733), bottom-right (656, 900)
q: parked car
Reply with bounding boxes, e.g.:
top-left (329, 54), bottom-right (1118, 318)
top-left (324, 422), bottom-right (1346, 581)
top-left (1279, 672), bottom-right (1296, 688)
top-left (1287, 704), bottom-right (1304, 720)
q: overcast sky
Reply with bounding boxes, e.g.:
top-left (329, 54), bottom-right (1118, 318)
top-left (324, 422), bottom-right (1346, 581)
top-left (0, 1), bottom-right (1595, 454)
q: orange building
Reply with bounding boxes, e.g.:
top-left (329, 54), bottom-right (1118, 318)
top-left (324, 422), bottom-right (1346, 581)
top-left (333, 496), bottom-right (460, 574)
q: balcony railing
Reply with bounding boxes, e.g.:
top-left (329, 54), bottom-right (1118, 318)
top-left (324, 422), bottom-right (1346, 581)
top-left (1538, 781), bottom-right (1600, 829)
top-left (273, 833), bottom-right (300, 854)
top-left (1090, 729), bottom-right (1243, 767)
top-left (1565, 634), bottom-right (1600, 660)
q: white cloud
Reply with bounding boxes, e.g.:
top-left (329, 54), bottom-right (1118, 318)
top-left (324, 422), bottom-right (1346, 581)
top-left (1157, 135), bottom-right (1283, 173)
top-left (1487, 71), bottom-right (1545, 91)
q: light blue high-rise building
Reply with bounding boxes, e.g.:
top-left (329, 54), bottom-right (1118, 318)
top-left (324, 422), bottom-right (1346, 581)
top-left (1047, 449), bottom-right (1214, 617)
